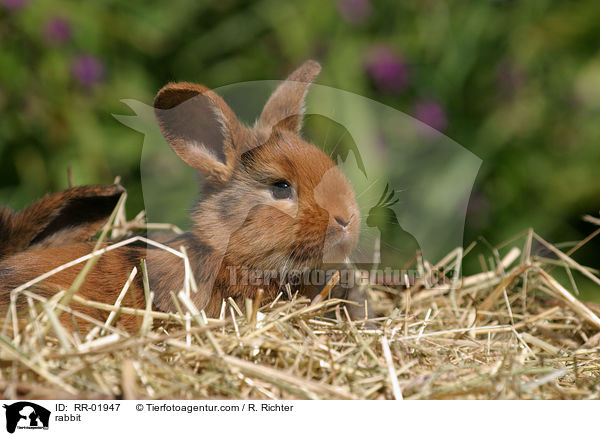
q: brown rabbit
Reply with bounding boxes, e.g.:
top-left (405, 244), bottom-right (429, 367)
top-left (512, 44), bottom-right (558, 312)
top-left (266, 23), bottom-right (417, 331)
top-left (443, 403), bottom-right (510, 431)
top-left (0, 60), bottom-right (361, 331)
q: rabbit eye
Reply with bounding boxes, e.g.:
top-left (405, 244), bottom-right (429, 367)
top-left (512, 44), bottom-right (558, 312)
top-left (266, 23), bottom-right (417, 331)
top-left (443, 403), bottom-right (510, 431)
top-left (271, 181), bottom-right (293, 200)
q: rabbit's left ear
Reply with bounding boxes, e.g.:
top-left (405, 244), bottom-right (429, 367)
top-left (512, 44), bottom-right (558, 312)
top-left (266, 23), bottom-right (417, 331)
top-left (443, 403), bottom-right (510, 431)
top-left (154, 82), bottom-right (245, 184)
top-left (258, 60), bottom-right (321, 134)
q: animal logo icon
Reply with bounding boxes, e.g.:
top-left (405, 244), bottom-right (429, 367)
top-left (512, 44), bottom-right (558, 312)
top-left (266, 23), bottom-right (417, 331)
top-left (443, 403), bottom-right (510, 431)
top-left (366, 183), bottom-right (400, 231)
top-left (366, 183), bottom-right (420, 273)
top-left (120, 67), bottom-right (481, 285)
top-left (2, 402), bottom-right (50, 433)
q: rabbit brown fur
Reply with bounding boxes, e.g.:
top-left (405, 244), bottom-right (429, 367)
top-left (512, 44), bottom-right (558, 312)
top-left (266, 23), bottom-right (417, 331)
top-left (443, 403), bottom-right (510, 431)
top-left (0, 60), bottom-right (361, 332)
top-left (0, 184), bottom-right (124, 260)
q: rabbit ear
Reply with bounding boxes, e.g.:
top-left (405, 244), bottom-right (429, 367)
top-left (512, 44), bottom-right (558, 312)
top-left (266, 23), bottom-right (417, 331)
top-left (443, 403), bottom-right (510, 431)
top-left (258, 60), bottom-right (321, 134)
top-left (0, 184), bottom-right (124, 259)
top-left (154, 82), bottom-right (244, 184)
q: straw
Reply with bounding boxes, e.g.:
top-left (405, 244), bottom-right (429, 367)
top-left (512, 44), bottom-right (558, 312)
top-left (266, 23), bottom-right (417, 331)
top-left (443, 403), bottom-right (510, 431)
top-left (1, 201), bottom-right (599, 400)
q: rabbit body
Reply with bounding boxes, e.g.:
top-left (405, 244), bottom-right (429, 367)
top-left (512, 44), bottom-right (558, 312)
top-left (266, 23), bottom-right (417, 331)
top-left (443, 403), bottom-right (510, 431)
top-left (0, 61), bottom-right (361, 331)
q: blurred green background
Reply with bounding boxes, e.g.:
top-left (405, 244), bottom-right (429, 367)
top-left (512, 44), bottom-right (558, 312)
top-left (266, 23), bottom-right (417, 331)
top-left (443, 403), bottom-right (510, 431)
top-left (1, 0), bottom-right (599, 296)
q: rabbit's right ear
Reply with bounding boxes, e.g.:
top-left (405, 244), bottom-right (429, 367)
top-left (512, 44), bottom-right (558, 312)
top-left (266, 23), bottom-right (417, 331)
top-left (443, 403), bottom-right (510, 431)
top-left (258, 60), bottom-right (321, 134)
top-left (154, 83), bottom-right (244, 184)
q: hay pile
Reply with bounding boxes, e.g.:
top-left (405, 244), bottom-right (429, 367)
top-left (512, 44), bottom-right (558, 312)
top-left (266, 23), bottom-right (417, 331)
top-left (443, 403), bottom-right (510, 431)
top-left (1, 209), bottom-right (599, 400)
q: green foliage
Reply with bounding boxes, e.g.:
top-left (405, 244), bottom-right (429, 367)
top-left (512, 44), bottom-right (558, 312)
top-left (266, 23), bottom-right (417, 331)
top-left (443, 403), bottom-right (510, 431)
top-left (1, 0), bottom-right (599, 296)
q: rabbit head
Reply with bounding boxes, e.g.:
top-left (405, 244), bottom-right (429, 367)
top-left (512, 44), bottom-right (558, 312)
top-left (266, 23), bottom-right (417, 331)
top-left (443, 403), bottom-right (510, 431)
top-left (153, 61), bottom-right (360, 278)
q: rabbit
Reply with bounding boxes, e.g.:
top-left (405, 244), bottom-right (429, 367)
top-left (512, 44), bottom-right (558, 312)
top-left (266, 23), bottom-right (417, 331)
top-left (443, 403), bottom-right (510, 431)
top-left (0, 60), bottom-right (362, 332)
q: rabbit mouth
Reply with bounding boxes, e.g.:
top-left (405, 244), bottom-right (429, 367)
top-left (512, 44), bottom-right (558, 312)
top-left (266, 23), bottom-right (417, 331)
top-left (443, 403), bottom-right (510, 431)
top-left (323, 230), bottom-right (356, 260)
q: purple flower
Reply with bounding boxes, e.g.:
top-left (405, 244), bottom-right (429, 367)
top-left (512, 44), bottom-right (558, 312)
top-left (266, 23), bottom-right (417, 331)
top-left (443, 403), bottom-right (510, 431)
top-left (336, 0), bottom-right (371, 25)
top-left (2, 0), bottom-right (28, 10)
top-left (414, 99), bottom-right (447, 132)
top-left (44, 17), bottom-right (71, 45)
top-left (364, 46), bottom-right (408, 93)
top-left (71, 54), bottom-right (104, 87)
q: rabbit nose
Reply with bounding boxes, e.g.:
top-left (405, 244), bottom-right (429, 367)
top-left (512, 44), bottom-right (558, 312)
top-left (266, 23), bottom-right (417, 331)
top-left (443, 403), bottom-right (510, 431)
top-left (334, 215), bottom-right (351, 229)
